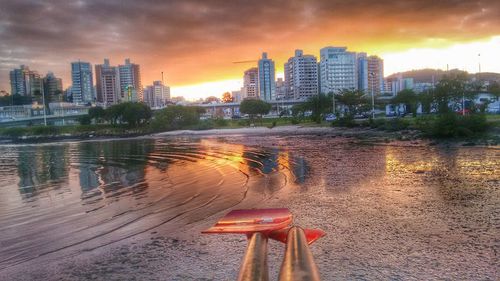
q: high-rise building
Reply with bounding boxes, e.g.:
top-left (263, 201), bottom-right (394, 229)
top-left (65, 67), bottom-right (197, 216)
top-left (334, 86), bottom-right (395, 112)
top-left (243, 67), bottom-right (259, 99)
top-left (319, 47), bottom-right (357, 94)
top-left (357, 53), bottom-right (369, 92)
top-left (95, 59), bottom-right (120, 106)
top-left (43, 72), bottom-right (63, 102)
top-left (275, 78), bottom-right (286, 100)
top-left (71, 61), bottom-right (94, 104)
top-left (9, 65), bottom-right (42, 98)
top-left (144, 81), bottom-right (170, 108)
top-left (367, 56), bottom-right (384, 95)
top-left (258, 52), bottom-right (276, 101)
top-left (118, 58), bottom-right (142, 102)
top-left (284, 50), bottom-right (318, 100)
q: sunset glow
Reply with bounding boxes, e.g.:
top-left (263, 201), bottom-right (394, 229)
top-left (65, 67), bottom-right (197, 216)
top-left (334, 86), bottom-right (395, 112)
top-left (1, 1), bottom-right (500, 99)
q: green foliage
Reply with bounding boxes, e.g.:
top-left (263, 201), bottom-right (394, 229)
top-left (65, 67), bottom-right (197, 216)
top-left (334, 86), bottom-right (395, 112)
top-left (105, 102), bottom-right (152, 126)
top-left (0, 127), bottom-right (26, 137)
top-left (239, 99), bottom-right (272, 119)
top-left (0, 94), bottom-right (32, 106)
top-left (151, 105), bottom-right (204, 131)
top-left (303, 94), bottom-right (333, 123)
top-left (88, 106), bottom-right (106, 123)
top-left (432, 73), bottom-right (472, 114)
top-left (213, 118), bottom-right (228, 127)
top-left (392, 89), bottom-right (418, 117)
top-left (31, 126), bottom-right (60, 136)
top-left (416, 113), bottom-right (489, 138)
top-left (290, 118), bottom-right (300, 125)
top-left (78, 115), bottom-right (92, 125)
top-left (332, 116), bottom-right (356, 127)
top-left (369, 118), bottom-right (410, 131)
top-left (336, 89), bottom-right (370, 117)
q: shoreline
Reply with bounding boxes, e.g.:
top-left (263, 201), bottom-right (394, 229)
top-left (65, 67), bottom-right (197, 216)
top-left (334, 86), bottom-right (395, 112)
top-left (0, 124), bottom-right (497, 147)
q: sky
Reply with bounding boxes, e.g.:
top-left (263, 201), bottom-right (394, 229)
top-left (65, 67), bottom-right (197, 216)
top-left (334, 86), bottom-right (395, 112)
top-left (0, 0), bottom-right (499, 100)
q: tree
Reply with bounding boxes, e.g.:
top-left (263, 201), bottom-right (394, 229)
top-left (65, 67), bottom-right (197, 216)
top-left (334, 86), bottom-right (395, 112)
top-left (433, 73), bottom-right (472, 114)
top-left (336, 89), bottom-right (370, 117)
top-left (392, 89), bottom-right (418, 117)
top-left (221, 92), bottom-right (234, 103)
top-left (303, 94), bottom-right (332, 123)
top-left (104, 102), bottom-right (152, 126)
top-left (88, 106), bottom-right (106, 123)
top-left (239, 99), bottom-right (272, 121)
top-left (151, 105), bottom-right (205, 131)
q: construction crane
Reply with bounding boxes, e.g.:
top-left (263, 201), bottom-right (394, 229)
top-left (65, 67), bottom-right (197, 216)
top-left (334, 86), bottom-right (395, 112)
top-left (232, 60), bottom-right (258, 64)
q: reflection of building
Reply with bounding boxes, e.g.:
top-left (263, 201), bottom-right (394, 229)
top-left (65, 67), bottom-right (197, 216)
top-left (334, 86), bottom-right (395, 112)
top-left (17, 146), bottom-right (70, 197)
top-left (285, 50), bottom-right (318, 100)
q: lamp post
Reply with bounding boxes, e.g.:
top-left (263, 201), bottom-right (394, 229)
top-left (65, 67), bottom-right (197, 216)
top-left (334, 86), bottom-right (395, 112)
top-left (41, 90), bottom-right (47, 126)
top-left (369, 72), bottom-right (375, 119)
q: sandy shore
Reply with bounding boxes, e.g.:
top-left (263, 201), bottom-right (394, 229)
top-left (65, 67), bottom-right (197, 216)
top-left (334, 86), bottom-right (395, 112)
top-left (0, 130), bottom-right (497, 280)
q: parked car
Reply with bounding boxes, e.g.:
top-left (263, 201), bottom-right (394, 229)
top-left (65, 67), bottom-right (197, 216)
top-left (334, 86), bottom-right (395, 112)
top-left (324, 114), bottom-right (337, 122)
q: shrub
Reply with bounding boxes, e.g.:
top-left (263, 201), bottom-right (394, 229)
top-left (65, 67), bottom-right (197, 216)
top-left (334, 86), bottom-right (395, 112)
top-left (31, 126), bottom-right (60, 136)
top-left (332, 116), bottom-right (357, 127)
top-left (416, 113), bottom-right (489, 138)
top-left (291, 118), bottom-right (300, 125)
top-left (1, 127), bottom-right (26, 137)
top-left (214, 118), bottom-right (228, 127)
top-left (238, 119), bottom-right (250, 126)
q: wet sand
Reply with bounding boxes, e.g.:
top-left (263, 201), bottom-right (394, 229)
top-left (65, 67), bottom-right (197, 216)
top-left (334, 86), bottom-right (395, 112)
top-left (0, 133), bottom-right (498, 280)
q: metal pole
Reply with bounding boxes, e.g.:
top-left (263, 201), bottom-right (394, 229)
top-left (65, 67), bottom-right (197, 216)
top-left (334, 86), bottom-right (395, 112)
top-left (238, 232), bottom-right (269, 281)
top-left (278, 227), bottom-right (321, 281)
top-left (370, 73), bottom-right (375, 119)
top-left (42, 89), bottom-right (47, 126)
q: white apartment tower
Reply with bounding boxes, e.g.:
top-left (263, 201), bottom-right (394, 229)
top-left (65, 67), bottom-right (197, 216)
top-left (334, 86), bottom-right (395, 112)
top-left (284, 50), bottom-right (318, 100)
top-left (319, 47), bottom-right (358, 94)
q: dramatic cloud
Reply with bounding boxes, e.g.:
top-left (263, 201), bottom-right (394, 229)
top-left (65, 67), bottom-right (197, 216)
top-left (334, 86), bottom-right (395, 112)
top-left (0, 0), bottom-right (499, 92)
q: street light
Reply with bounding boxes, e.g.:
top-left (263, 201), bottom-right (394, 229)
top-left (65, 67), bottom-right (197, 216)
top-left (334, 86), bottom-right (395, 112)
top-left (369, 72), bottom-right (375, 119)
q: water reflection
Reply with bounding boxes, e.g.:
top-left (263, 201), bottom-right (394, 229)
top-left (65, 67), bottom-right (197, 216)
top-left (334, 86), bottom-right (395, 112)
top-left (0, 138), bottom-right (306, 269)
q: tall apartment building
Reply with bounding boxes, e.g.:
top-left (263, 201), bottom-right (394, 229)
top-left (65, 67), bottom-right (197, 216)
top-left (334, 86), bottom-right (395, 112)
top-left (144, 81), bottom-right (170, 108)
top-left (43, 72), bottom-right (63, 101)
top-left (258, 52), bottom-right (276, 101)
top-left (118, 59), bottom-right (142, 102)
top-left (243, 67), bottom-right (259, 99)
top-left (367, 56), bottom-right (384, 95)
top-left (275, 78), bottom-right (286, 100)
top-left (357, 53), bottom-right (369, 92)
top-left (9, 65), bottom-right (42, 98)
top-left (319, 47), bottom-right (357, 94)
top-left (284, 50), bottom-right (318, 100)
top-left (71, 61), bottom-right (94, 104)
top-left (95, 59), bottom-right (120, 106)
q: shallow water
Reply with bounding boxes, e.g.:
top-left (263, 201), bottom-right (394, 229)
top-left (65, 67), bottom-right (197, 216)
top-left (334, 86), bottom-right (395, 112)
top-left (0, 135), bottom-right (498, 280)
top-left (0, 138), bottom-right (304, 268)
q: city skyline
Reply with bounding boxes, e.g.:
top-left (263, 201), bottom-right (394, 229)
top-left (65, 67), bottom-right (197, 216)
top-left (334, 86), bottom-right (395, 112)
top-left (0, 1), bottom-right (499, 99)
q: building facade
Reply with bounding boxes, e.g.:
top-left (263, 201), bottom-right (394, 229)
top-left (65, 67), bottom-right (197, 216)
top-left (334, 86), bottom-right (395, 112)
top-left (284, 50), bottom-right (318, 100)
top-left (9, 65), bottom-right (42, 98)
top-left (71, 61), bottom-right (94, 104)
top-left (257, 52), bottom-right (276, 101)
top-left (319, 47), bottom-right (357, 94)
top-left (275, 78), bottom-right (286, 100)
top-left (43, 72), bottom-right (63, 102)
top-left (243, 67), bottom-right (259, 99)
top-left (144, 81), bottom-right (170, 108)
top-left (367, 56), bottom-right (384, 95)
top-left (118, 59), bottom-right (142, 102)
top-left (95, 59), bottom-right (120, 106)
